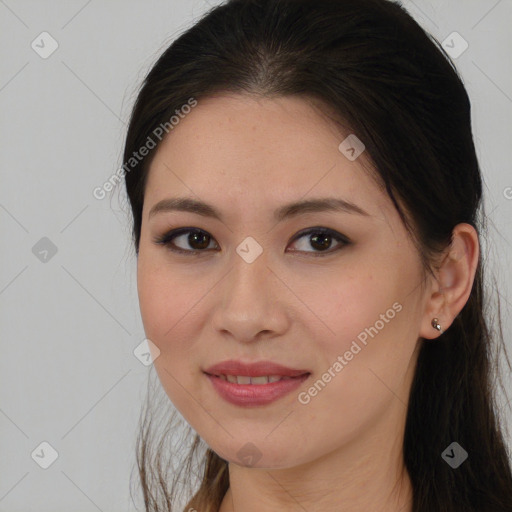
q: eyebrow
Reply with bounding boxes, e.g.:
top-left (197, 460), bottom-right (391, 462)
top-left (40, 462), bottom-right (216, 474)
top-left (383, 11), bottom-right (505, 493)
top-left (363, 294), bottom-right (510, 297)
top-left (148, 196), bottom-right (370, 222)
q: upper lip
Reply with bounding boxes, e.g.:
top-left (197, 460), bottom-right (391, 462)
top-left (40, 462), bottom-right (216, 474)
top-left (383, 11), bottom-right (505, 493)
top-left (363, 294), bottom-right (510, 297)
top-left (204, 360), bottom-right (310, 378)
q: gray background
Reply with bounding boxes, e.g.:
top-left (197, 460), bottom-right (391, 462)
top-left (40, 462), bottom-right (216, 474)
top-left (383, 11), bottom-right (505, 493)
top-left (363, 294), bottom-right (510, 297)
top-left (1, 0), bottom-right (511, 510)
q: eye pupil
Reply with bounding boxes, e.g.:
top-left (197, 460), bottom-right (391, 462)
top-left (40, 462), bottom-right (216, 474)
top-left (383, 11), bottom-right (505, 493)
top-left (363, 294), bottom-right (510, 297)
top-left (310, 233), bottom-right (332, 251)
top-left (189, 230), bottom-right (210, 249)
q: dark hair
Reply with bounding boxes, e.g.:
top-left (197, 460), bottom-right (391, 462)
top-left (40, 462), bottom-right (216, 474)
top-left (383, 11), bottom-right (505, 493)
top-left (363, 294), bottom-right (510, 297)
top-left (122, 0), bottom-right (512, 510)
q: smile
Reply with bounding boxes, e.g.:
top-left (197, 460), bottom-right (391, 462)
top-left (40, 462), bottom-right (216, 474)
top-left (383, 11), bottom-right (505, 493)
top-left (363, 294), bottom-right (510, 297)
top-left (214, 374), bottom-right (299, 384)
top-left (204, 372), bottom-right (310, 406)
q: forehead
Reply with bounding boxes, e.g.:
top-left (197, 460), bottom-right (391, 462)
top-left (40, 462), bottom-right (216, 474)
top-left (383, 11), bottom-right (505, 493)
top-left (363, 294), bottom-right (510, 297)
top-left (144, 94), bottom-right (390, 221)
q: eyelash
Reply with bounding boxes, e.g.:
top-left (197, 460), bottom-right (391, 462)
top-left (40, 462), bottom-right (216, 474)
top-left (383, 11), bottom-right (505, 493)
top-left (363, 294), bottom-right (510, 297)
top-left (152, 226), bottom-right (351, 257)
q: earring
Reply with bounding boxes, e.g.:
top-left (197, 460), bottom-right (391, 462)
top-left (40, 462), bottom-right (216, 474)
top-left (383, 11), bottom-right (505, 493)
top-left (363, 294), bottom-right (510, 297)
top-left (431, 317), bottom-right (444, 334)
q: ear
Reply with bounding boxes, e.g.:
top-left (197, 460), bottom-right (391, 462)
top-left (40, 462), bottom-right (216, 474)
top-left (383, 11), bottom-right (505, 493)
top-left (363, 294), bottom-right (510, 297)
top-left (419, 223), bottom-right (479, 340)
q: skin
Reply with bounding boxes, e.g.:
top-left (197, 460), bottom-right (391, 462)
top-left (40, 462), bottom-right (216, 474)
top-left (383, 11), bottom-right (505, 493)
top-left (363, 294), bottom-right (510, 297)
top-left (136, 93), bottom-right (479, 512)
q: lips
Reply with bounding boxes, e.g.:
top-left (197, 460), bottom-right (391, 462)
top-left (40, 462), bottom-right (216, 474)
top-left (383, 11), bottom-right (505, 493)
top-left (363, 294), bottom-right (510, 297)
top-left (203, 359), bottom-right (310, 379)
top-left (204, 365), bottom-right (311, 406)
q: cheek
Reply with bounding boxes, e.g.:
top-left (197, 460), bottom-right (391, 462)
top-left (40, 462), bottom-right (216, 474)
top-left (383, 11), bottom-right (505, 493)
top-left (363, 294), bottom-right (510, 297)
top-left (296, 262), bottom-right (415, 407)
top-left (301, 265), bottom-right (398, 353)
top-left (290, 290), bottom-right (412, 458)
top-left (304, 289), bottom-right (418, 425)
top-left (137, 255), bottom-right (200, 344)
top-left (137, 259), bottom-right (207, 417)
top-left (316, 245), bottom-right (422, 352)
top-left (137, 268), bottom-right (170, 343)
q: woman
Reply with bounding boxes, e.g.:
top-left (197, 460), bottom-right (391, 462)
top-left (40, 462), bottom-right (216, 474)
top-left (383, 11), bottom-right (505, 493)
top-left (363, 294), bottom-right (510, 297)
top-left (122, 0), bottom-right (512, 510)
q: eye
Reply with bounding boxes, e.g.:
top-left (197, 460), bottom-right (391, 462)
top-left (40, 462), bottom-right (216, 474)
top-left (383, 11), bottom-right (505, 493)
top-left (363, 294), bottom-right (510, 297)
top-left (153, 226), bottom-right (350, 256)
top-left (153, 228), bottom-right (218, 256)
top-left (288, 227), bottom-right (350, 255)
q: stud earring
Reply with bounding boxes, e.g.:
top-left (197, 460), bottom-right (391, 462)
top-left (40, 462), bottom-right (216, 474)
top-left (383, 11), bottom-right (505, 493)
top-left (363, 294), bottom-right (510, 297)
top-left (431, 317), bottom-right (444, 334)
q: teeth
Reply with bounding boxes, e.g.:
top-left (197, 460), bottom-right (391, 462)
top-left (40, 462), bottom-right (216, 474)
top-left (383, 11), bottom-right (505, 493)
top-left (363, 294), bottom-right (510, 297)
top-left (218, 374), bottom-right (292, 384)
top-left (249, 376), bottom-right (269, 385)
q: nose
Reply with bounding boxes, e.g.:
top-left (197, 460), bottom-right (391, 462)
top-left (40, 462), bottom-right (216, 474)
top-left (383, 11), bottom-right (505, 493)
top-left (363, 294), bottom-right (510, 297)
top-left (210, 251), bottom-right (290, 344)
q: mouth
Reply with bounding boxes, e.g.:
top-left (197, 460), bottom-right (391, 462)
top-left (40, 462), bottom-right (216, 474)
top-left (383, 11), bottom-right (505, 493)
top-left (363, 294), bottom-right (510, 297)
top-left (203, 359), bottom-right (311, 379)
top-left (202, 360), bottom-right (311, 406)
top-left (204, 373), bottom-right (309, 384)
top-left (204, 372), bottom-right (311, 406)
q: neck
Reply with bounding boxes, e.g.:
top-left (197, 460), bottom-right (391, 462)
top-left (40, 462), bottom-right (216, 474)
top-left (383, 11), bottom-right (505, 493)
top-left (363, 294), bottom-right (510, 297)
top-left (218, 401), bottom-right (413, 512)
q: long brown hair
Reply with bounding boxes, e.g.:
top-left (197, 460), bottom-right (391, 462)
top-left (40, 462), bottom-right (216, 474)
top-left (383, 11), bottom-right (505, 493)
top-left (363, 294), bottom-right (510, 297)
top-left (122, 0), bottom-right (512, 510)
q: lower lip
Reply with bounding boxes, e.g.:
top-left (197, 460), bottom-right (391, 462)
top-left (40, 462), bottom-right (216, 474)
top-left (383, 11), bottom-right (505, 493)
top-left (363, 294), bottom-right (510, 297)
top-left (205, 373), bottom-right (310, 406)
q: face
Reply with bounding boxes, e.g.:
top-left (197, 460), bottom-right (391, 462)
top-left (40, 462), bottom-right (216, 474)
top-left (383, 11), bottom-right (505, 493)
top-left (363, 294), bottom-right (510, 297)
top-left (137, 93), bottom-right (428, 469)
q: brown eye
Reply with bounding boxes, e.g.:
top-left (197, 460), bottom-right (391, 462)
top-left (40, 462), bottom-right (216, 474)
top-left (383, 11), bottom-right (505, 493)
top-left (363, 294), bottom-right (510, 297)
top-left (153, 226), bottom-right (350, 257)
top-left (287, 227), bottom-right (350, 256)
top-left (154, 228), bottom-right (218, 255)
